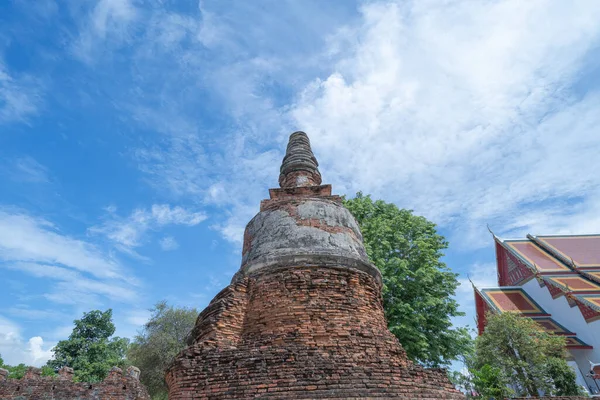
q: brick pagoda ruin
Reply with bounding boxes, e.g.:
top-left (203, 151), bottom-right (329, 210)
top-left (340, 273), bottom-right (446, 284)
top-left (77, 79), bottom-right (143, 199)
top-left (166, 131), bottom-right (465, 399)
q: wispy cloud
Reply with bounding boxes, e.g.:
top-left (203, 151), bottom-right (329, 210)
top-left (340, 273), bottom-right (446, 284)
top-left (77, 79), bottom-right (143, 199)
top-left (0, 60), bottom-right (42, 124)
top-left (124, 309), bottom-right (151, 327)
top-left (7, 306), bottom-right (70, 322)
top-left (2, 156), bottom-right (51, 183)
top-left (95, 0), bottom-right (600, 249)
top-left (0, 207), bottom-right (142, 313)
top-left (453, 262), bottom-right (499, 330)
top-left (289, 0), bottom-right (600, 248)
top-left (456, 263), bottom-right (499, 296)
top-left (0, 209), bottom-right (124, 280)
top-left (159, 236), bottom-right (179, 251)
top-left (90, 204), bottom-right (206, 250)
top-left (71, 0), bottom-right (138, 64)
top-left (5, 262), bottom-right (138, 305)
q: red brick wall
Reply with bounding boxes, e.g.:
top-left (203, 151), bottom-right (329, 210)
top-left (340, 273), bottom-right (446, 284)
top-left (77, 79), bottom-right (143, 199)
top-left (0, 366), bottom-right (149, 400)
top-left (188, 279), bottom-right (249, 347)
top-left (167, 266), bottom-right (465, 399)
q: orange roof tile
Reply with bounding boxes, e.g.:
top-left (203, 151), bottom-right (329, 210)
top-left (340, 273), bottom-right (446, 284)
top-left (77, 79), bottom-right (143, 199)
top-left (480, 288), bottom-right (548, 316)
top-left (545, 275), bottom-right (600, 293)
top-left (506, 240), bottom-right (571, 273)
top-left (538, 235), bottom-right (600, 267)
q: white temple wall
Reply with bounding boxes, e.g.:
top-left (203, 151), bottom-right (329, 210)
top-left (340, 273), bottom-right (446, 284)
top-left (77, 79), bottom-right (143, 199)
top-left (522, 279), bottom-right (600, 392)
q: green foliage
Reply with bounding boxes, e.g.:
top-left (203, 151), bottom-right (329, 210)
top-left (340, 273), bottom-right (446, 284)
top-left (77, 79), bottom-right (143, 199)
top-left (448, 370), bottom-right (477, 398)
top-left (473, 312), bottom-right (584, 397)
top-left (46, 309), bottom-right (129, 383)
top-left (40, 365), bottom-right (56, 377)
top-left (5, 363), bottom-right (27, 379)
top-left (344, 193), bottom-right (471, 367)
top-left (472, 364), bottom-right (513, 399)
top-left (0, 354), bottom-right (56, 379)
top-left (544, 357), bottom-right (586, 396)
top-left (127, 301), bottom-right (198, 400)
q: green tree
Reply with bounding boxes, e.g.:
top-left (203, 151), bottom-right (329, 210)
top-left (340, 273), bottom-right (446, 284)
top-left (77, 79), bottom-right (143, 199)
top-left (127, 301), bottom-right (198, 400)
top-left (344, 193), bottom-right (471, 367)
top-left (471, 364), bottom-right (513, 399)
top-left (448, 370), bottom-right (478, 398)
top-left (0, 355), bottom-right (55, 379)
top-left (474, 312), bottom-right (584, 397)
top-left (40, 365), bottom-right (56, 377)
top-left (3, 363), bottom-right (27, 379)
top-left (46, 309), bottom-right (129, 382)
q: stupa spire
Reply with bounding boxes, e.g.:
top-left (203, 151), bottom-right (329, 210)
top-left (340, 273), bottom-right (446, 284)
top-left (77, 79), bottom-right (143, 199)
top-left (278, 131), bottom-right (322, 188)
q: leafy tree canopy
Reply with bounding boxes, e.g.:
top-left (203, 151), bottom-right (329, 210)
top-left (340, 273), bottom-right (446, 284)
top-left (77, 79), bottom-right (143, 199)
top-left (0, 355), bottom-right (55, 379)
top-left (127, 301), bottom-right (198, 400)
top-left (46, 309), bottom-right (129, 382)
top-left (344, 193), bottom-right (471, 367)
top-left (471, 312), bottom-right (584, 397)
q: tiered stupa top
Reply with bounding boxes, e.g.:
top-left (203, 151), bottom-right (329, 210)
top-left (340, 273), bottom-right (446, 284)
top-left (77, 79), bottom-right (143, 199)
top-left (234, 131), bottom-right (380, 283)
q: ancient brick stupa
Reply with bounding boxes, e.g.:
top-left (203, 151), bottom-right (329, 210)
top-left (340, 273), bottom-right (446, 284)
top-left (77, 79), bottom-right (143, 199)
top-left (166, 132), bottom-right (464, 399)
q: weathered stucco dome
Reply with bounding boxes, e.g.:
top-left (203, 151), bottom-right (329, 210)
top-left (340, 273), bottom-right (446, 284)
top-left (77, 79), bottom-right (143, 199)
top-left (235, 131), bottom-right (380, 283)
top-left (238, 197), bottom-right (379, 281)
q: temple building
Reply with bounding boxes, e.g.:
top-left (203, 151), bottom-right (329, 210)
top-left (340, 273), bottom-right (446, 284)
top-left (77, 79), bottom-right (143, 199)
top-left (474, 234), bottom-right (600, 395)
top-left (166, 132), bottom-right (464, 399)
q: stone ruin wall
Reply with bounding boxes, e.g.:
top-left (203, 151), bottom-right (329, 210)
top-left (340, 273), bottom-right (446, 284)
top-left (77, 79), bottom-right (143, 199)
top-left (0, 365), bottom-right (149, 400)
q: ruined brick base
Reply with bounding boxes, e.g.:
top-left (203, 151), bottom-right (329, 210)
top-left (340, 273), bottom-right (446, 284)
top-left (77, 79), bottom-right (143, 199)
top-left (0, 366), bottom-right (149, 400)
top-left (167, 266), bottom-right (465, 399)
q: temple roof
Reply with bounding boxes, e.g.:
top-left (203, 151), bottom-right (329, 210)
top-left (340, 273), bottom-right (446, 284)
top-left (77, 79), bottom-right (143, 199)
top-left (475, 233), bottom-right (600, 349)
top-left (493, 233), bottom-right (600, 322)
top-left (477, 287), bottom-right (549, 316)
top-left (474, 287), bottom-right (592, 350)
top-left (536, 235), bottom-right (600, 267)
top-left (504, 240), bottom-right (571, 273)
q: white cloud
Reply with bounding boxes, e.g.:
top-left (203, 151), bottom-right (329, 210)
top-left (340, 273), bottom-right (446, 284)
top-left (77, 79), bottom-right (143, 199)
top-left (2, 156), bottom-right (50, 183)
top-left (125, 309), bottom-right (151, 327)
top-left (288, 0), bottom-right (600, 248)
top-left (119, 0), bottom-right (600, 251)
top-left (7, 307), bottom-right (69, 321)
top-left (5, 262), bottom-right (138, 305)
top-left (134, 135), bottom-right (210, 198)
top-left (0, 60), bottom-right (42, 124)
top-left (72, 0), bottom-right (138, 63)
top-left (90, 204), bottom-right (206, 250)
top-left (159, 236), bottom-right (179, 251)
top-left (456, 262), bottom-right (499, 296)
top-left (0, 209), bottom-right (123, 280)
top-left (0, 208), bottom-right (141, 311)
top-left (0, 315), bottom-right (54, 367)
top-left (48, 325), bottom-right (73, 341)
top-left (453, 262), bottom-right (500, 331)
top-left (27, 337), bottom-right (53, 365)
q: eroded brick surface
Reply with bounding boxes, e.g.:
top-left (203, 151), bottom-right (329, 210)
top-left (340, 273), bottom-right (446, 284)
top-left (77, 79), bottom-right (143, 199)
top-left (167, 267), bottom-right (465, 399)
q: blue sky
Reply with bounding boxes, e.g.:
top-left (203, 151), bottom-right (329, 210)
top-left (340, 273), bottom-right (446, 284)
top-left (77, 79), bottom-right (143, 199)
top-left (1, 0), bottom-right (600, 367)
